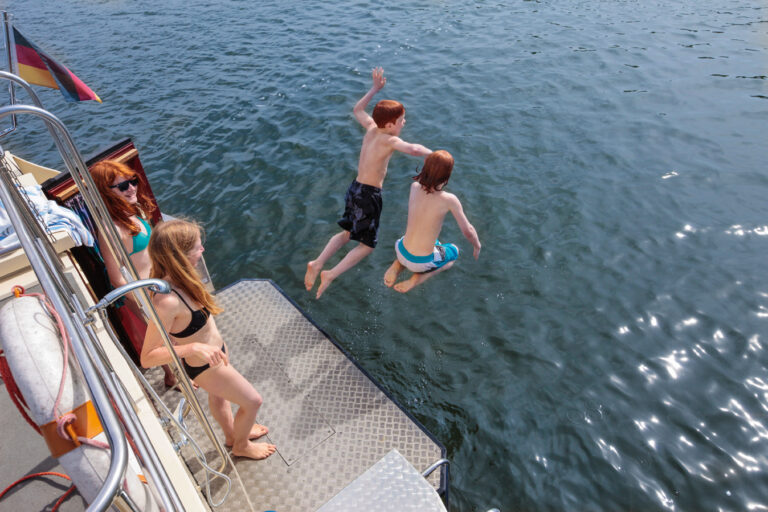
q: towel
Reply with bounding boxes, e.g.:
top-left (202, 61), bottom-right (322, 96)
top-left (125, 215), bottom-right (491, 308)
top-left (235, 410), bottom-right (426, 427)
top-left (0, 183), bottom-right (95, 255)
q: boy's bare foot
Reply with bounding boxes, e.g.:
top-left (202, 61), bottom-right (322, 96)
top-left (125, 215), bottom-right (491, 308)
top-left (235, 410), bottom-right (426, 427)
top-left (305, 261), bottom-right (322, 291)
top-left (316, 270), bottom-right (335, 299)
top-left (384, 261), bottom-right (404, 287)
top-left (394, 275), bottom-right (424, 293)
top-left (225, 424), bottom-right (269, 447)
top-left (231, 441), bottom-right (276, 460)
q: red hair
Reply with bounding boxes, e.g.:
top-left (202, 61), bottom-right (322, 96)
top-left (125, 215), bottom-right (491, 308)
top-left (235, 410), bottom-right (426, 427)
top-left (413, 150), bottom-right (454, 193)
top-left (372, 100), bottom-right (404, 128)
top-left (90, 160), bottom-right (156, 235)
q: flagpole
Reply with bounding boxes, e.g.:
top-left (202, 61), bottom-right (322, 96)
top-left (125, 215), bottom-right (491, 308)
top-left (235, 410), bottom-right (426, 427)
top-left (1, 11), bottom-right (17, 136)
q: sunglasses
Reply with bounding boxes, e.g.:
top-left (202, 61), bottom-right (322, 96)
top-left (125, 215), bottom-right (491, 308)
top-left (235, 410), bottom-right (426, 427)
top-left (110, 176), bottom-right (140, 192)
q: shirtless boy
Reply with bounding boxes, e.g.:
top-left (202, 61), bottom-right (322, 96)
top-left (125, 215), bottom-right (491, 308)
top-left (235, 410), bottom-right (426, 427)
top-left (384, 150), bottom-right (481, 293)
top-left (305, 67), bottom-right (432, 298)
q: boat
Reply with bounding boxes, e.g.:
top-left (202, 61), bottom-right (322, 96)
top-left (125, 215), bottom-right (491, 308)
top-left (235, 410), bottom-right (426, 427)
top-left (0, 72), bottom-right (466, 511)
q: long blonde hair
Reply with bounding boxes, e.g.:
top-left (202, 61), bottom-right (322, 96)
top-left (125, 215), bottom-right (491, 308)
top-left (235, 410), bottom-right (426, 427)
top-left (148, 219), bottom-right (222, 315)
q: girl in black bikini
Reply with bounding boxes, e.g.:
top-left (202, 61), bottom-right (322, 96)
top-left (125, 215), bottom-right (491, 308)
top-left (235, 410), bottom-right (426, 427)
top-left (141, 219), bottom-right (276, 460)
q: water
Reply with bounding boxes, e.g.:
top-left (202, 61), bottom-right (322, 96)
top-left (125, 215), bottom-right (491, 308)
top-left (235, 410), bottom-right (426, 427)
top-left (3, 1), bottom-right (767, 510)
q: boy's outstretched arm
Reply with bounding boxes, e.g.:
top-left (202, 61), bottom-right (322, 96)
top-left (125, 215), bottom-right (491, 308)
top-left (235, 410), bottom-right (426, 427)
top-left (390, 137), bottom-right (432, 157)
top-left (449, 195), bottom-right (482, 259)
top-left (353, 67), bottom-right (386, 129)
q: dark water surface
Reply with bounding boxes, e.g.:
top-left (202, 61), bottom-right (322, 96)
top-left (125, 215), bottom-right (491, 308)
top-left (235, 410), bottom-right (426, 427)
top-left (3, 1), bottom-right (768, 510)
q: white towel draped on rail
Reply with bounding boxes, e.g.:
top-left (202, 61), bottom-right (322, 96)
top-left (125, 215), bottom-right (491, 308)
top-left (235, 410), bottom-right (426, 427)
top-left (0, 183), bottom-right (94, 255)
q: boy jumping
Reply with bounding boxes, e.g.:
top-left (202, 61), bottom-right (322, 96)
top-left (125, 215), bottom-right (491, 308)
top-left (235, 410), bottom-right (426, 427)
top-left (305, 67), bottom-right (432, 298)
top-left (384, 150), bottom-right (481, 293)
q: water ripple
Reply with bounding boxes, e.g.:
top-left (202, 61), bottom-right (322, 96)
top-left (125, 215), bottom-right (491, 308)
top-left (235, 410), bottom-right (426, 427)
top-left (4, 0), bottom-right (768, 510)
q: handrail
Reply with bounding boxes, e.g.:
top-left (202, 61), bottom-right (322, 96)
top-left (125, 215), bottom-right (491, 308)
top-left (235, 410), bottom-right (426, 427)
top-left (0, 105), bottom-right (234, 471)
top-left (0, 162), bottom-right (129, 511)
top-left (0, 72), bottom-right (66, 146)
top-left (422, 458), bottom-right (450, 478)
top-left (0, 103), bottom-right (184, 510)
top-left (0, 12), bottom-right (18, 137)
top-left (0, 102), bottom-right (233, 477)
top-left (87, 278), bottom-right (171, 310)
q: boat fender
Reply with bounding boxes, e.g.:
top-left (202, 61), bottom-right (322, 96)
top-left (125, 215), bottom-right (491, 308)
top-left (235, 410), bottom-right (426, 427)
top-left (0, 296), bottom-right (159, 511)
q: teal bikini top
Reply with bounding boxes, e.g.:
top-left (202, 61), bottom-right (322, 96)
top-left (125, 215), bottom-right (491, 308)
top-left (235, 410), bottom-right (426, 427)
top-left (129, 216), bottom-right (151, 255)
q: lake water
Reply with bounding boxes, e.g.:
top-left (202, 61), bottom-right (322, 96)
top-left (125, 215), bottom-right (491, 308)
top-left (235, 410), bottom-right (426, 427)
top-left (3, 1), bottom-right (768, 510)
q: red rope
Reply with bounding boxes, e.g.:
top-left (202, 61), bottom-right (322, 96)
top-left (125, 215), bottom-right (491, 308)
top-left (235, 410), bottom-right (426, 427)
top-left (0, 350), bottom-right (41, 435)
top-left (52, 484), bottom-right (77, 511)
top-left (0, 286), bottom-right (42, 434)
top-left (0, 471), bottom-right (76, 512)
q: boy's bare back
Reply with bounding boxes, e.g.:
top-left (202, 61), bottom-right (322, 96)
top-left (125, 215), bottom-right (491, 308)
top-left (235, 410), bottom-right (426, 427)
top-left (356, 128), bottom-right (399, 188)
top-left (402, 182), bottom-right (461, 255)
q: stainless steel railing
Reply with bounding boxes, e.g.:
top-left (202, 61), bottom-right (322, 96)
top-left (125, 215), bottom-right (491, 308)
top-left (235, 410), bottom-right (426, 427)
top-left (0, 154), bottom-right (134, 510)
top-left (0, 88), bottom-right (236, 509)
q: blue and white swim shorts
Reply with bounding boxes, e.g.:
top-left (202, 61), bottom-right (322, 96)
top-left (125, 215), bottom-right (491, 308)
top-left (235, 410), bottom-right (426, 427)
top-left (395, 237), bottom-right (459, 274)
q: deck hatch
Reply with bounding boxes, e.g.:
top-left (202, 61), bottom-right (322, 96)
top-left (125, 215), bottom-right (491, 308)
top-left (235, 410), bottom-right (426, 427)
top-left (238, 335), bottom-right (335, 466)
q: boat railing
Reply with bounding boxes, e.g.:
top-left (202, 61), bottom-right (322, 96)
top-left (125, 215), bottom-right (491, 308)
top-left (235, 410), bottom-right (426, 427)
top-left (0, 85), bottom-right (235, 509)
top-left (1, 145), bottom-right (138, 510)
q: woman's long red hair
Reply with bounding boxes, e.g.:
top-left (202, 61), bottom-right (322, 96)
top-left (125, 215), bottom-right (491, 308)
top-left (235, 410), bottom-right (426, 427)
top-left (148, 219), bottom-right (222, 315)
top-left (90, 160), bottom-right (156, 235)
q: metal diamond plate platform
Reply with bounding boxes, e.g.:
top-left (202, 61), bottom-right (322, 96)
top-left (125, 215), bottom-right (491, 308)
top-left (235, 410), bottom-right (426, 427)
top-left (150, 279), bottom-right (446, 512)
top-left (317, 450), bottom-right (447, 512)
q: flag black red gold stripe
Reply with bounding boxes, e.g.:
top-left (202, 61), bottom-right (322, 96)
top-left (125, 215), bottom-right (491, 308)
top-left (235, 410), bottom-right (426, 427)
top-left (13, 26), bottom-right (101, 103)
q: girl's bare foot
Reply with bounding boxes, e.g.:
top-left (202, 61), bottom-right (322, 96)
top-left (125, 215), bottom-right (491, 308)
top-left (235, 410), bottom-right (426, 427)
top-left (304, 261), bottom-right (322, 291)
top-left (225, 424), bottom-right (269, 447)
top-left (316, 270), bottom-right (335, 299)
top-left (231, 441), bottom-right (276, 460)
top-left (383, 261), bottom-right (404, 287)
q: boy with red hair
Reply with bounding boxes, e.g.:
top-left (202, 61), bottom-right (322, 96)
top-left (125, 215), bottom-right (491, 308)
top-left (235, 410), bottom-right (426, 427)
top-left (305, 67), bottom-right (432, 298)
top-left (384, 150), bottom-right (481, 293)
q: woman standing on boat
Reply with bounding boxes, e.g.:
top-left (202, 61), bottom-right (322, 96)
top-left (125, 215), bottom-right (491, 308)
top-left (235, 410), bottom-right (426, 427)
top-left (142, 219), bottom-right (276, 460)
top-left (91, 160), bottom-right (176, 387)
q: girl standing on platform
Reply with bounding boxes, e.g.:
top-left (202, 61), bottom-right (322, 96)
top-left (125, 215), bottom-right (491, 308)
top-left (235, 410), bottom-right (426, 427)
top-left (142, 219), bottom-right (275, 460)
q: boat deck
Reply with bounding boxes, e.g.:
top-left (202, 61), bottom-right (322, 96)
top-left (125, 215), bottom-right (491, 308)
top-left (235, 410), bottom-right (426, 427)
top-left (150, 279), bottom-right (445, 511)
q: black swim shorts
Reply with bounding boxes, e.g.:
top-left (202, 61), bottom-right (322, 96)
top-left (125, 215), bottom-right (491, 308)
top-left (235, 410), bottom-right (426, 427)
top-left (337, 180), bottom-right (383, 248)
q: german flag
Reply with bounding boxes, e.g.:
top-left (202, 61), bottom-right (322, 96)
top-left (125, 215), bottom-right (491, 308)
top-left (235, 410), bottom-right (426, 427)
top-left (12, 26), bottom-right (101, 103)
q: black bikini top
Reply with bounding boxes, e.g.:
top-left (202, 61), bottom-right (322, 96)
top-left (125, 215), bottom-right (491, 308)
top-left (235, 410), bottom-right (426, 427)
top-left (169, 289), bottom-right (210, 338)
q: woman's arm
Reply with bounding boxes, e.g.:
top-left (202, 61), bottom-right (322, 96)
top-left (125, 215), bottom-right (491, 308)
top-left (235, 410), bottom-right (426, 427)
top-left (98, 225), bottom-right (132, 288)
top-left (141, 293), bottom-right (229, 368)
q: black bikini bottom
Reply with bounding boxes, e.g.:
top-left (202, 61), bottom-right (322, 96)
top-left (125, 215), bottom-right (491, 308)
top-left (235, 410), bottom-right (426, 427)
top-left (183, 344), bottom-right (226, 381)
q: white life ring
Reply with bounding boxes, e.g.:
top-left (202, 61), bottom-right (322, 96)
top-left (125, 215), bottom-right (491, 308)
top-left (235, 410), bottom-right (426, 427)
top-left (0, 295), bottom-right (159, 510)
